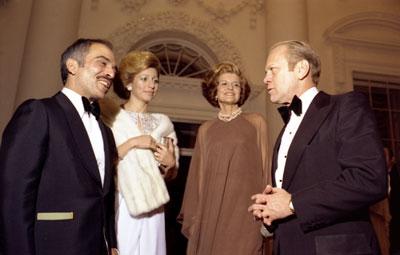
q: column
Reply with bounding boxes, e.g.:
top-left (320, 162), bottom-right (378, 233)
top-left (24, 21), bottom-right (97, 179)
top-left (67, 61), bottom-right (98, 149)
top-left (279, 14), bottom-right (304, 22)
top-left (265, 0), bottom-right (309, 47)
top-left (264, 0), bottom-right (309, 146)
top-left (14, 0), bottom-right (83, 106)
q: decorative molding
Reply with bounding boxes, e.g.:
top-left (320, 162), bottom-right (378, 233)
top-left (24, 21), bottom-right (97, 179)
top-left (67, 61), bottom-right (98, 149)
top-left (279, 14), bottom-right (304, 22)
top-left (108, 11), bottom-right (268, 98)
top-left (108, 11), bottom-right (263, 118)
top-left (114, 0), bottom-right (263, 28)
top-left (158, 75), bottom-right (267, 98)
top-left (196, 0), bottom-right (264, 28)
top-left (324, 12), bottom-right (400, 51)
top-left (117, 0), bottom-right (150, 13)
top-left (324, 12), bottom-right (400, 88)
top-left (160, 75), bottom-right (202, 92)
top-left (167, 0), bottom-right (188, 5)
top-left (108, 11), bottom-right (243, 69)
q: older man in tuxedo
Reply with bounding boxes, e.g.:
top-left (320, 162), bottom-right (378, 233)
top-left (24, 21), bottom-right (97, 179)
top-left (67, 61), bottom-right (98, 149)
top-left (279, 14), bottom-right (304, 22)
top-left (249, 40), bottom-right (387, 255)
top-left (0, 38), bottom-right (119, 255)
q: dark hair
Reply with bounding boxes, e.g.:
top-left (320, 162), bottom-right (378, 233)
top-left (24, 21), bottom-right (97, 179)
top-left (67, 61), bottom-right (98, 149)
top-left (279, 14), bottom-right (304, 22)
top-left (60, 38), bottom-right (113, 84)
top-left (202, 61), bottom-right (250, 108)
top-left (114, 51), bottom-right (161, 100)
top-left (270, 40), bottom-right (321, 85)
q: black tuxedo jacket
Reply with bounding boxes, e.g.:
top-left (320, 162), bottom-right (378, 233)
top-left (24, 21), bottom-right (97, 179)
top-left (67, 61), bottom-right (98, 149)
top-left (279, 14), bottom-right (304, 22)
top-left (0, 92), bottom-right (118, 255)
top-left (271, 91), bottom-right (386, 255)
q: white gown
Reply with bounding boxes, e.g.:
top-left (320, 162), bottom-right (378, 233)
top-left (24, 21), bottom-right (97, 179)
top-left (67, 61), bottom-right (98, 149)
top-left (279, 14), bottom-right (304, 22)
top-left (111, 110), bottom-right (179, 255)
top-left (117, 193), bottom-right (166, 255)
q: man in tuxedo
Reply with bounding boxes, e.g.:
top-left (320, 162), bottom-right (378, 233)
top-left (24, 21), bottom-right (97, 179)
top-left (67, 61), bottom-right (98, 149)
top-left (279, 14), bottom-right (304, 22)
top-left (249, 40), bottom-right (387, 255)
top-left (0, 38), bottom-right (119, 255)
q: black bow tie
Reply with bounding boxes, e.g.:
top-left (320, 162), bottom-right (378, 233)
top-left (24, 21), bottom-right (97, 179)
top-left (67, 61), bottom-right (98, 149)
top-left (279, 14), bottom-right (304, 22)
top-left (82, 97), bottom-right (100, 120)
top-left (277, 95), bottom-right (302, 124)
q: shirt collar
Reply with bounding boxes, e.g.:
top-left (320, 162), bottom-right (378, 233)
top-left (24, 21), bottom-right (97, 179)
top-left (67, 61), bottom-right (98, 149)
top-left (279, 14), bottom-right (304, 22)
top-left (298, 86), bottom-right (319, 116)
top-left (61, 87), bottom-right (85, 118)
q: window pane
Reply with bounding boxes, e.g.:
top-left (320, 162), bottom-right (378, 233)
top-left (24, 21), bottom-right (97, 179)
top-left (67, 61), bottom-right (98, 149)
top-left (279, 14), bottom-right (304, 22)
top-left (353, 72), bottom-right (400, 162)
top-left (395, 142), bottom-right (400, 162)
top-left (389, 89), bottom-right (400, 110)
top-left (371, 87), bottom-right (388, 109)
top-left (374, 110), bottom-right (390, 139)
top-left (173, 122), bottom-right (201, 149)
top-left (392, 112), bottom-right (400, 141)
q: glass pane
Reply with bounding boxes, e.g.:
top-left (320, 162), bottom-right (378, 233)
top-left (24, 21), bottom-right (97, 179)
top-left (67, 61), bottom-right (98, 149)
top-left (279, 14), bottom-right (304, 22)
top-left (148, 43), bottom-right (211, 79)
top-left (374, 110), bottom-right (390, 139)
top-left (371, 87), bottom-right (388, 109)
top-left (395, 142), bottom-right (400, 163)
top-left (173, 122), bottom-right (201, 149)
top-left (389, 89), bottom-right (400, 111)
top-left (392, 112), bottom-right (400, 140)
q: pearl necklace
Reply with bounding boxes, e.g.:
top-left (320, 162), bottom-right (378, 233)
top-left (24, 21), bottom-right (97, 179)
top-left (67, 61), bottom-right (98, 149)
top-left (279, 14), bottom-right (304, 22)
top-left (218, 107), bottom-right (242, 122)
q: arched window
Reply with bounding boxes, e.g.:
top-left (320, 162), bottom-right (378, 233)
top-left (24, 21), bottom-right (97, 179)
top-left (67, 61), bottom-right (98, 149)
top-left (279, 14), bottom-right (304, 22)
top-left (147, 43), bottom-right (211, 78)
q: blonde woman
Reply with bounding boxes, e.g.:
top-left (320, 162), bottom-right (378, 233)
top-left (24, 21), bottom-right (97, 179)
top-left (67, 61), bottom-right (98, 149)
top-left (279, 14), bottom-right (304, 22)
top-left (105, 51), bottom-right (179, 255)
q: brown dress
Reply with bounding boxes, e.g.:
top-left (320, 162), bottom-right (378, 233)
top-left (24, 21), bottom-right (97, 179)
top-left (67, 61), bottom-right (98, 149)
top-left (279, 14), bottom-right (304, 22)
top-left (180, 113), bottom-right (270, 255)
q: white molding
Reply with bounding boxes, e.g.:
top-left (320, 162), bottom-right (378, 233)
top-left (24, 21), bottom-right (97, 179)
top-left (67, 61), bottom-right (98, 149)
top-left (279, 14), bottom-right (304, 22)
top-left (112, 0), bottom-right (264, 28)
top-left (324, 12), bottom-right (400, 90)
top-left (108, 11), bottom-right (243, 69)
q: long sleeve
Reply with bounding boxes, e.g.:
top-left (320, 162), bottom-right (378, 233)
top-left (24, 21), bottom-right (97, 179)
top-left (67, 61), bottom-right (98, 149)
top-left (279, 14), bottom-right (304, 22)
top-left (243, 113), bottom-right (271, 187)
top-left (179, 123), bottom-right (206, 238)
top-left (293, 92), bottom-right (387, 233)
top-left (0, 99), bottom-right (49, 255)
top-left (256, 114), bottom-right (271, 186)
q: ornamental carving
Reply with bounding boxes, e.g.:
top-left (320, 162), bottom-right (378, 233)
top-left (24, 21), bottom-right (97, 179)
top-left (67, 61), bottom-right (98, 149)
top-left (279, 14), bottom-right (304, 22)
top-left (117, 0), bottom-right (150, 12)
top-left (113, 0), bottom-right (263, 28)
top-left (324, 12), bottom-right (400, 89)
top-left (108, 11), bottom-right (266, 98)
top-left (167, 0), bottom-right (188, 5)
top-left (108, 11), bottom-right (243, 70)
top-left (324, 12), bottom-right (400, 50)
top-left (196, 0), bottom-right (263, 28)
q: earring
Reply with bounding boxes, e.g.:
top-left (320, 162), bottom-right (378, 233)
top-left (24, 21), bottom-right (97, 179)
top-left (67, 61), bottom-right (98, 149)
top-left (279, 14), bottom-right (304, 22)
top-left (215, 95), bottom-right (218, 101)
top-left (126, 84), bottom-right (132, 91)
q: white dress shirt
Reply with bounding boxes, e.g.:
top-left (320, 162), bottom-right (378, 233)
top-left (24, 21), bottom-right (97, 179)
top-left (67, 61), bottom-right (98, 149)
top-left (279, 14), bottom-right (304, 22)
top-left (275, 87), bottom-right (319, 188)
top-left (62, 88), bottom-right (105, 186)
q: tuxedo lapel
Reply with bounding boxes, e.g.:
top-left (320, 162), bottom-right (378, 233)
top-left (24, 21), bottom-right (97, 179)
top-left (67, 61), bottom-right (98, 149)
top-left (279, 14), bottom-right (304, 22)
top-left (55, 93), bottom-right (102, 187)
top-left (282, 92), bottom-right (334, 190)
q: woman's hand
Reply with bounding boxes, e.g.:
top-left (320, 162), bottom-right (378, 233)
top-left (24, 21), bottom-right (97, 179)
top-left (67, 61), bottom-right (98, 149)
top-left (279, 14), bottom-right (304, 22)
top-left (117, 135), bottom-right (157, 160)
top-left (132, 135), bottom-right (157, 150)
top-left (154, 137), bottom-right (177, 180)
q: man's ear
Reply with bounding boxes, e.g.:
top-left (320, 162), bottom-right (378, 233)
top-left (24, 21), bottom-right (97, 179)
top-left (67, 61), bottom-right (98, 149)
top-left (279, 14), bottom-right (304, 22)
top-left (295, 59), bottom-right (310, 80)
top-left (66, 58), bottom-right (79, 76)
